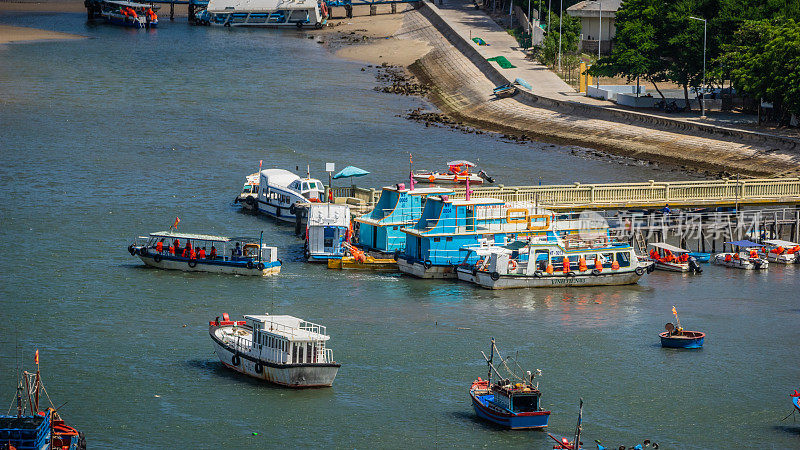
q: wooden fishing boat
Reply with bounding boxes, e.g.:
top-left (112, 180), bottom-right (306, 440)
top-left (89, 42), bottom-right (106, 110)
top-left (209, 313), bottom-right (340, 388)
top-left (647, 243), bottom-right (702, 273)
top-left (469, 339), bottom-right (550, 429)
top-left (660, 322), bottom-right (704, 349)
top-left (0, 351), bottom-right (85, 450)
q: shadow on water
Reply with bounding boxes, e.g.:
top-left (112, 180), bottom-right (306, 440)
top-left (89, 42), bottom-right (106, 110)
top-left (774, 424), bottom-right (800, 436)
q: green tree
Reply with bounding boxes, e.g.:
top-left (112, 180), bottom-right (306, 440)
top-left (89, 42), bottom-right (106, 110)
top-left (722, 19), bottom-right (800, 123)
top-left (538, 11), bottom-right (581, 69)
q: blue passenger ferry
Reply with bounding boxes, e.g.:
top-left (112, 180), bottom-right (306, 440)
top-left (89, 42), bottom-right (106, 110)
top-left (354, 185), bottom-right (452, 254)
top-left (396, 195), bottom-right (557, 278)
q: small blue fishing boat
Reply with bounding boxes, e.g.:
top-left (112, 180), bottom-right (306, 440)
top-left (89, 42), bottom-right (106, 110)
top-left (469, 339), bottom-right (550, 429)
top-left (688, 252), bottom-right (711, 263)
top-left (492, 83), bottom-right (518, 98)
top-left (660, 322), bottom-right (704, 348)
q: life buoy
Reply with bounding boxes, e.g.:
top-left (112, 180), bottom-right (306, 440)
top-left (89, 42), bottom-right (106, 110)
top-left (508, 260), bottom-right (517, 271)
top-left (314, 21), bottom-right (322, 29)
top-left (246, 260), bottom-right (254, 269)
top-left (245, 196), bottom-right (255, 206)
top-left (254, 363), bottom-right (263, 374)
top-left (423, 259), bottom-right (432, 269)
top-left (533, 270), bottom-right (543, 278)
top-left (188, 259), bottom-right (197, 268)
top-left (153, 254), bottom-right (162, 263)
top-left (565, 271), bottom-right (576, 277)
top-left (128, 244), bottom-right (135, 255)
top-left (277, 258), bottom-right (283, 265)
top-left (591, 268), bottom-right (601, 276)
top-left (647, 264), bottom-right (655, 273)
top-left (290, 203), bottom-right (297, 215)
top-left (231, 354), bottom-right (240, 366)
top-left (490, 271), bottom-right (500, 281)
top-left (635, 266), bottom-right (645, 276)
top-left (257, 262), bottom-right (265, 270)
top-left (296, 21), bottom-right (303, 28)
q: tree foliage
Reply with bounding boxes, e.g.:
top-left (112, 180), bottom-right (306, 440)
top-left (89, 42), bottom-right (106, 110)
top-left (722, 19), bottom-right (800, 122)
top-left (538, 11), bottom-right (581, 68)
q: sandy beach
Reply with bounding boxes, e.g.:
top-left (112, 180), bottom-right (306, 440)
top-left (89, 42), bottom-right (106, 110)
top-left (0, 24), bottom-right (84, 43)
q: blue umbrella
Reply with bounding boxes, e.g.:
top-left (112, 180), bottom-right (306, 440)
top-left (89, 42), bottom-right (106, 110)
top-left (333, 166), bottom-right (370, 180)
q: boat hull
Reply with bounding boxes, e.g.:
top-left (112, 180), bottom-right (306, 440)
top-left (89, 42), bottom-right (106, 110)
top-left (659, 331), bottom-right (705, 349)
top-left (138, 253), bottom-right (280, 276)
top-left (456, 267), bottom-right (645, 289)
top-left (210, 331), bottom-right (339, 388)
top-left (397, 257), bottom-right (457, 279)
top-left (766, 252), bottom-right (796, 263)
top-left (470, 391), bottom-right (550, 429)
top-left (256, 199), bottom-right (299, 223)
top-left (327, 257), bottom-right (397, 271)
top-left (793, 393), bottom-right (800, 412)
top-left (102, 14), bottom-right (157, 28)
top-left (713, 254), bottom-right (768, 269)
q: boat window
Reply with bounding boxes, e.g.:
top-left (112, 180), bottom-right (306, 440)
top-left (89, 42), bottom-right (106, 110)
top-left (288, 9), bottom-right (309, 22)
top-left (512, 394), bottom-right (540, 413)
top-left (434, 237), bottom-right (440, 242)
top-left (292, 343), bottom-right (297, 363)
top-left (302, 182), bottom-right (309, 191)
top-left (616, 251), bottom-right (631, 267)
top-left (298, 344), bottom-right (304, 363)
top-left (306, 343), bottom-right (313, 363)
top-left (601, 252), bottom-right (614, 268)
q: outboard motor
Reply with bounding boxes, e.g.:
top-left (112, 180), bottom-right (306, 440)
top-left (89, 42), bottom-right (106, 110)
top-left (478, 170), bottom-right (495, 183)
top-left (688, 257), bottom-right (702, 274)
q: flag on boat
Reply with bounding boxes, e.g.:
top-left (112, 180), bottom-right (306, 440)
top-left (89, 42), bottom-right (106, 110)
top-left (672, 306), bottom-right (677, 316)
top-left (172, 216), bottom-right (180, 230)
top-left (35, 349), bottom-right (39, 365)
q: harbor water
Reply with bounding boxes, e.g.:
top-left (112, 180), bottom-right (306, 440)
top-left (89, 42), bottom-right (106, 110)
top-left (1, 13), bottom-right (799, 449)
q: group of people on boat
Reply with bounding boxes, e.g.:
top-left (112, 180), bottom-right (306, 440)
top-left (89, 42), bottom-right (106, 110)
top-left (119, 5), bottom-right (157, 23)
top-left (648, 248), bottom-right (690, 263)
top-left (154, 238), bottom-right (218, 260)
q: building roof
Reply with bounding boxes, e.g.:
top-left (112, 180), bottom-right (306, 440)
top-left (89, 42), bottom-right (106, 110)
top-left (566, 0), bottom-right (622, 17)
top-left (207, 0), bottom-right (316, 12)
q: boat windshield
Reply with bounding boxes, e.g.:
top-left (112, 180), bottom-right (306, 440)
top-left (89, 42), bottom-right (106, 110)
top-left (512, 394), bottom-right (540, 412)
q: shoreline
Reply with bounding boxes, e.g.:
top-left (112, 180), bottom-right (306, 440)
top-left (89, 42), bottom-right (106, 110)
top-left (0, 23), bottom-right (85, 43)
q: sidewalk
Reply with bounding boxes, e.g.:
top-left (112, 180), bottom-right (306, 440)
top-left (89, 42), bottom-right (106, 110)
top-left (429, 0), bottom-right (800, 143)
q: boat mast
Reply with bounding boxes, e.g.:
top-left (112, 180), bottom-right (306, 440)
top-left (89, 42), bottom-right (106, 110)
top-left (573, 398), bottom-right (583, 450)
top-left (488, 337), bottom-right (495, 384)
top-left (34, 350), bottom-right (40, 413)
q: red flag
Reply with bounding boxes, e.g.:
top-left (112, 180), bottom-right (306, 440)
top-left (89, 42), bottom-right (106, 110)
top-left (409, 154), bottom-right (413, 164)
top-left (259, 160), bottom-right (263, 170)
top-left (35, 349), bottom-right (39, 365)
top-left (172, 217), bottom-right (180, 230)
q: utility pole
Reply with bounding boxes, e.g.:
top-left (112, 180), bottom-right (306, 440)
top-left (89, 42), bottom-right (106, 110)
top-left (557, 0), bottom-right (563, 71)
top-left (597, 0), bottom-right (601, 88)
top-left (690, 16), bottom-right (707, 118)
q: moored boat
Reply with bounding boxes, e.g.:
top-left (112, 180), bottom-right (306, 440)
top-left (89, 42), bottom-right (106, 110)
top-left (97, 0), bottom-right (159, 28)
top-left (469, 339), bottom-right (550, 429)
top-left (792, 390), bottom-right (800, 412)
top-left (128, 228), bottom-right (281, 276)
top-left (355, 184), bottom-right (452, 253)
top-left (647, 243), bottom-right (702, 273)
top-left (233, 172), bottom-right (260, 211)
top-left (209, 313), bottom-right (340, 388)
top-left (760, 239), bottom-right (799, 264)
top-left (195, 0), bottom-right (328, 28)
top-left (687, 252), bottom-right (711, 263)
top-left (304, 203), bottom-right (350, 262)
top-left (493, 83), bottom-right (518, 98)
top-left (659, 308), bottom-right (704, 349)
top-left (713, 240), bottom-right (769, 270)
top-left (255, 169), bottom-right (325, 222)
top-left (411, 160), bottom-right (494, 185)
top-left (457, 234), bottom-right (652, 289)
top-left (327, 243), bottom-right (397, 270)
top-left (0, 352), bottom-right (85, 450)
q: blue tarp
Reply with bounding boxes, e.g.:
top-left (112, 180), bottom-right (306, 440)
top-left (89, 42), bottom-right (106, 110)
top-left (333, 166), bottom-right (370, 180)
top-left (725, 240), bottom-right (761, 247)
top-left (514, 78), bottom-right (532, 90)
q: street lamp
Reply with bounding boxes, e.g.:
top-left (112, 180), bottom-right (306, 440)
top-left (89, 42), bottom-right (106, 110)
top-left (689, 15), bottom-right (707, 118)
top-left (597, 0), bottom-right (601, 88)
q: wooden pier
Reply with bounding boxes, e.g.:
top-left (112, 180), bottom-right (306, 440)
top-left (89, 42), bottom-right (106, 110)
top-left (330, 177), bottom-right (800, 212)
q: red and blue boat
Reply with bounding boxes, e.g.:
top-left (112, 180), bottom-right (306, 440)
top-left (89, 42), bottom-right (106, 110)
top-left (792, 390), bottom-right (800, 412)
top-left (469, 339), bottom-right (550, 429)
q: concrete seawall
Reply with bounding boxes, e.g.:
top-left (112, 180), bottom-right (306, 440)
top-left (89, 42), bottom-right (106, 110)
top-left (403, 2), bottom-right (800, 176)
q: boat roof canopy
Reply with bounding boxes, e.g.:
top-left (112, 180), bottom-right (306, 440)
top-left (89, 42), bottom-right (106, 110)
top-left (207, 0), bottom-right (316, 12)
top-left (148, 230), bottom-right (247, 242)
top-left (725, 239), bottom-right (761, 248)
top-left (648, 242), bottom-right (688, 253)
top-left (763, 239), bottom-right (799, 247)
top-left (106, 0), bottom-right (160, 8)
top-left (244, 315), bottom-right (330, 341)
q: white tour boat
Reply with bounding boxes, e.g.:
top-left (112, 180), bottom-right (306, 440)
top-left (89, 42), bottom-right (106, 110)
top-left (256, 169), bottom-right (325, 222)
top-left (761, 239), bottom-right (799, 264)
top-left (195, 0), bottom-right (328, 28)
top-left (209, 313), bottom-right (340, 388)
top-left (128, 230), bottom-right (281, 276)
top-left (98, 0), bottom-right (159, 28)
top-left (233, 172), bottom-right (260, 211)
top-left (646, 242), bottom-right (703, 273)
top-left (304, 203), bottom-right (350, 262)
top-left (456, 233), bottom-right (653, 289)
top-left (713, 240), bottom-right (769, 270)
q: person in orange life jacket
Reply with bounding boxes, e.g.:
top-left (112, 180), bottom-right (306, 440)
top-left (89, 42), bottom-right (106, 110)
top-left (190, 247), bottom-right (197, 259)
top-left (173, 239), bottom-right (181, 255)
top-left (210, 245), bottom-right (217, 259)
top-left (198, 247), bottom-right (206, 259)
top-left (186, 241), bottom-right (192, 253)
top-left (182, 247), bottom-right (189, 258)
top-left (156, 239), bottom-right (164, 253)
top-left (169, 244), bottom-right (175, 255)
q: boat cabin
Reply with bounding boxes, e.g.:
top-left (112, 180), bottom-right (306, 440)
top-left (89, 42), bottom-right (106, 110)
top-left (306, 203), bottom-right (351, 261)
top-left (490, 382), bottom-right (543, 413)
top-left (244, 315), bottom-right (333, 365)
top-left (355, 185), bottom-right (452, 253)
top-left (257, 169), bottom-right (324, 221)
